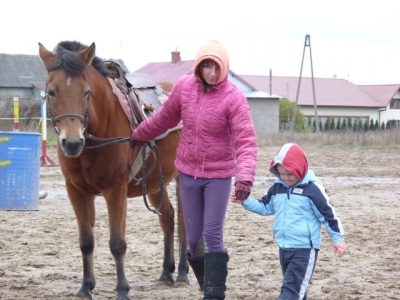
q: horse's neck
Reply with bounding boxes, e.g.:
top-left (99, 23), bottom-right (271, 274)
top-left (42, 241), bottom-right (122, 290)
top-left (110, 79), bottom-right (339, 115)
top-left (88, 75), bottom-right (131, 136)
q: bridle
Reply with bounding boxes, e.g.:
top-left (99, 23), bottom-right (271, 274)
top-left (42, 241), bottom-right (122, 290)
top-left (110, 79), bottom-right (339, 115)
top-left (46, 84), bottom-right (91, 137)
top-left (45, 83), bottom-right (132, 149)
top-left (44, 78), bottom-right (164, 216)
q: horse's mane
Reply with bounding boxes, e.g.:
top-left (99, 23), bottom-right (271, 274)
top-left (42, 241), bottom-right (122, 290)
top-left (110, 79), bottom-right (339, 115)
top-left (50, 41), bottom-right (110, 77)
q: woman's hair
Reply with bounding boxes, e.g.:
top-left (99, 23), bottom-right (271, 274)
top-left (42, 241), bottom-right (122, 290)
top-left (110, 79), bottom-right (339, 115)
top-left (199, 59), bottom-right (220, 92)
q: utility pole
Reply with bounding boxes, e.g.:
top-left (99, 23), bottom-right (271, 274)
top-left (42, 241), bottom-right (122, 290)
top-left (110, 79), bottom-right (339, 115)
top-left (268, 68), bottom-right (272, 95)
top-left (290, 35), bottom-right (319, 132)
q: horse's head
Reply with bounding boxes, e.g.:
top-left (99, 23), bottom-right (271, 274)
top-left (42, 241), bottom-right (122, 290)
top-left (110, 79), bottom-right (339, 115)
top-left (39, 41), bottom-right (108, 157)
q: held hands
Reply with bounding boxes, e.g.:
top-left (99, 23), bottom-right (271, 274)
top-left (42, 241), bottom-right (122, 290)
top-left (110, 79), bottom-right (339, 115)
top-left (230, 191), bottom-right (244, 204)
top-left (333, 241), bottom-right (347, 258)
top-left (234, 181), bottom-right (252, 201)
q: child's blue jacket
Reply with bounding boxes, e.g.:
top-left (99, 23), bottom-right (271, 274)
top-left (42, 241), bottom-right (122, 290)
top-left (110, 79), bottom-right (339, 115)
top-left (243, 169), bottom-right (345, 249)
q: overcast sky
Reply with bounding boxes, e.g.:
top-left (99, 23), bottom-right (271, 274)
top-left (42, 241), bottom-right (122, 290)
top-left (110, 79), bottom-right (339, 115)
top-left (1, 0), bottom-right (399, 85)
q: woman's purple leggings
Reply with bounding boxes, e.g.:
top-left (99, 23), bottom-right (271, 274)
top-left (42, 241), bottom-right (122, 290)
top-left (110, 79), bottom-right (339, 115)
top-left (179, 172), bottom-right (231, 256)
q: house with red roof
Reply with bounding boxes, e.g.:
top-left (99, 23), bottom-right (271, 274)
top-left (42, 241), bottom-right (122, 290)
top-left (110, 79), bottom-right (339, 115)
top-left (240, 75), bottom-right (400, 129)
top-left (136, 50), bottom-right (400, 130)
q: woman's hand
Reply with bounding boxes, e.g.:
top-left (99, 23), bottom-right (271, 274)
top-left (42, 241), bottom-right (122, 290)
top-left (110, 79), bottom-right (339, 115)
top-left (234, 181), bottom-right (252, 200)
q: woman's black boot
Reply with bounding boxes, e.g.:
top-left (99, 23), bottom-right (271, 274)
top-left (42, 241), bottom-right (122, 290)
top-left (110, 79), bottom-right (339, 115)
top-left (187, 250), bottom-right (205, 291)
top-left (203, 251), bottom-right (229, 299)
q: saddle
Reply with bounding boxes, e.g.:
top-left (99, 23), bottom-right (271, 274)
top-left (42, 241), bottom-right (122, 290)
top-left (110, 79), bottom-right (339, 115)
top-left (104, 61), bottom-right (170, 183)
top-left (104, 61), bottom-right (166, 133)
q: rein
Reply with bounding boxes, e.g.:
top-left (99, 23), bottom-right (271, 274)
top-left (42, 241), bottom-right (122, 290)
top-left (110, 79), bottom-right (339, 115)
top-left (84, 134), bottom-right (131, 149)
top-left (129, 142), bottom-right (164, 216)
top-left (83, 136), bottom-right (164, 215)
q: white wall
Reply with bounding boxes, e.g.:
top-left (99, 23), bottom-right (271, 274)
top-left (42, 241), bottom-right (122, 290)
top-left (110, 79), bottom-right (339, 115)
top-left (249, 97), bottom-right (279, 135)
top-left (381, 103), bottom-right (400, 122)
top-left (0, 87), bottom-right (32, 101)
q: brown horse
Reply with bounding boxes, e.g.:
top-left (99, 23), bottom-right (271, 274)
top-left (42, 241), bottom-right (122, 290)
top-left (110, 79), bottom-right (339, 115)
top-left (38, 41), bottom-right (188, 300)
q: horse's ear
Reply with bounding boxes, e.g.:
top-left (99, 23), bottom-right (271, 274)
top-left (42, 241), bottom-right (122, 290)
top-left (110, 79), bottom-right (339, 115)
top-left (78, 42), bottom-right (96, 65)
top-left (38, 43), bottom-right (56, 72)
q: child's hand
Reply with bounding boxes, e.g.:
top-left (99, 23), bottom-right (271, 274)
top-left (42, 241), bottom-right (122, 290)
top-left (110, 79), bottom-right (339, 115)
top-left (230, 191), bottom-right (245, 204)
top-left (333, 241), bottom-right (347, 258)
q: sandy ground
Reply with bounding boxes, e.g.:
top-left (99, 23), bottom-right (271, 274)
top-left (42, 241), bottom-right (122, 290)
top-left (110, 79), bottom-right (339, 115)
top-left (1, 145), bottom-right (399, 300)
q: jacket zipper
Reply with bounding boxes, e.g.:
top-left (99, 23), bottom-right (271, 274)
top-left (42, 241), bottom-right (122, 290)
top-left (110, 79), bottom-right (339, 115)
top-left (193, 93), bottom-right (205, 179)
top-left (282, 187), bottom-right (292, 247)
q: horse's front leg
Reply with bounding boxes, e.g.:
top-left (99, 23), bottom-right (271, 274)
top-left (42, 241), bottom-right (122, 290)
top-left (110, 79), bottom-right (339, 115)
top-left (149, 187), bottom-right (189, 285)
top-left (103, 188), bottom-right (130, 300)
top-left (67, 184), bottom-right (96, 299)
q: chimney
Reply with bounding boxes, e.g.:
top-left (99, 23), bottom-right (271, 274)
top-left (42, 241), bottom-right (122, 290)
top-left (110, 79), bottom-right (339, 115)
top-left (171, 48), bottom-right (181, 63)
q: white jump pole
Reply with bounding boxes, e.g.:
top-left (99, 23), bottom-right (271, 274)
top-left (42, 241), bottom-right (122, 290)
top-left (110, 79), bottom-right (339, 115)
top-left (40, 90), bottom-right (56, 166)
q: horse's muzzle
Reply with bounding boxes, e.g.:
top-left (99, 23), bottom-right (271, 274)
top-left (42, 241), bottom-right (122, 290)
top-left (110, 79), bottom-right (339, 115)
top-left (61, 138), bottom-right (85, 157)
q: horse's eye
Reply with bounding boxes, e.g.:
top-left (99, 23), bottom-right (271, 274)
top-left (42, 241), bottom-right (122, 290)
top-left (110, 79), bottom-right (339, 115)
top-left (84, 91), bottom-right (90, 99)
top-left (48, 90), bottom-right (56, 97)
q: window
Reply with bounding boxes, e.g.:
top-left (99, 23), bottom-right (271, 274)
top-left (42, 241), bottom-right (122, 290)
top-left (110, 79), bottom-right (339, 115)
top-left (390, 99), bottom-right (400, 109)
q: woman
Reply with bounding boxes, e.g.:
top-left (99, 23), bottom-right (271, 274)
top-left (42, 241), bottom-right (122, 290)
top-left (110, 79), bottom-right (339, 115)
top-left (130, 40), bottom-right (258, 299)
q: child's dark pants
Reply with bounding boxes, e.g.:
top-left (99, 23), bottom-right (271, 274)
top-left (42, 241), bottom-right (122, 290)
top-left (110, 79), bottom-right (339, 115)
top-left (278, 248), bottom-right (318, 300)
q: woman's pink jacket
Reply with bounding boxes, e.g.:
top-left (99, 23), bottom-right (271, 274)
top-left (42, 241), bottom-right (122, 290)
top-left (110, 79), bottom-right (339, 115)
top-left (132, 74), bottom-right (258, 183)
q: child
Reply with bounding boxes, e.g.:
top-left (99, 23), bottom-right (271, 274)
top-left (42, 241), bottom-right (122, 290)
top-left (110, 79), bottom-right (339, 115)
top-left (231, 143), bottom-right (346, 300)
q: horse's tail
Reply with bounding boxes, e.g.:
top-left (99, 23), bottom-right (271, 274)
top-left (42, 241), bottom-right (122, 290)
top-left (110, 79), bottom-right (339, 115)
top-left (175, 175), bottom-right (181, 249)
top-left (175, 174), bottom-right (187, 255)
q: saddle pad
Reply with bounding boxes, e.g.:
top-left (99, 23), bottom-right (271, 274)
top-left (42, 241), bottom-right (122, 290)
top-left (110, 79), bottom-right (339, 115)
top-left (107, 78), bottom-right (137, 127)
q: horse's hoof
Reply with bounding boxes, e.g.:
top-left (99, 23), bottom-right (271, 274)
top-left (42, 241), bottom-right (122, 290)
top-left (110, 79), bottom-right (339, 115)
top-left (174, 280), bottom-right (190, 288)
top-left (76, 289), bottom-right (92, 300)
top-left (117, 294), bottom-right (131, 300)
top-left (175, 274), bottom-right (189, 284)
top-left (158, 274), bottom-right (175, 286)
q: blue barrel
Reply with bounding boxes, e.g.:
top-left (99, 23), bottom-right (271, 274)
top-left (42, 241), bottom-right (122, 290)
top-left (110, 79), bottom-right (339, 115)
top-left (0, 131), bottom-right (41, 210)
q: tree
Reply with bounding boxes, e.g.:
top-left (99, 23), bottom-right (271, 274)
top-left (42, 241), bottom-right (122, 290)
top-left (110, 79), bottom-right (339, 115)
top-left (347, 118), bottom-right (353, 130)
top-left (359, 119), bottom-right (364, 131)
top-left (324, 119), bottom-right (329, 131)
top-left (319, 120), bottom-right (323, 132)
top-left (386, 120), bottom-right (394, 130)
top-left (330, 119), bottom-right (336, 131)
top-left (342, 118), bottom-right (347, 130)
top-left (336, 119), bottom-right (341, 130)
top-left (370, 118), bottom-right (375, 130)
top-left (363, 119), bottom-right (369, 131)
top-left (279, 99), bottom-right (305, 132)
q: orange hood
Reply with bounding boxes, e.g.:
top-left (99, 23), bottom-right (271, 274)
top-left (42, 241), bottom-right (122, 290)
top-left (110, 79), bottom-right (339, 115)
top-left (193, 40), bottom-right (229, 85)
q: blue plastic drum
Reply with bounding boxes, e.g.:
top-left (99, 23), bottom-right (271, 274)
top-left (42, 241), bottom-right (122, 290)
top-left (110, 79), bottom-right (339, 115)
top-left (0, 131), bottom-right (41, 210)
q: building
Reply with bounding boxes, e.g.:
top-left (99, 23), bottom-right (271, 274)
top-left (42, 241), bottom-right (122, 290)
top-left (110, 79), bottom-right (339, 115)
top-left (0, 54), bottom-right (47, 102)
top-left (240, 75), bottom-right (400, 128)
